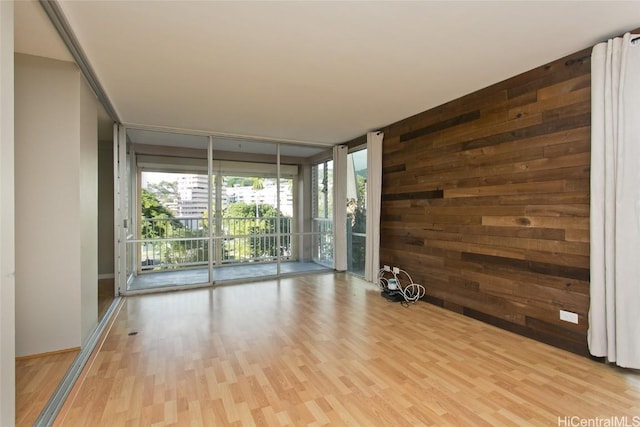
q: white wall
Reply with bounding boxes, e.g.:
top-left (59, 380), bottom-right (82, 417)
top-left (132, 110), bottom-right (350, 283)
top-left (0, 2), bottom-right (16, 424)
top-left (15, 53), bottom-right (98, 356)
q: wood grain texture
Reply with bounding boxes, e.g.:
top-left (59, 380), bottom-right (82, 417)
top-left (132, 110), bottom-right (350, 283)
top-left (380, 48), bottom-right (593, 355)
top-left (16, 349), bottom-right (78, 426)
top-left (53, 274), bottom-right (640, 426)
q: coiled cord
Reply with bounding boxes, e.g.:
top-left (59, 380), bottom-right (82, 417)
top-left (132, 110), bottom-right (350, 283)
top-left (377, 267), bottom-right (426, 304)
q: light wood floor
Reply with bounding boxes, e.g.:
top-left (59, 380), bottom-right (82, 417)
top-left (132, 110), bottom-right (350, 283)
top-left (50, 273), bottom-right (639, 426)
top-left (16, 349), bottom-right (79, 426)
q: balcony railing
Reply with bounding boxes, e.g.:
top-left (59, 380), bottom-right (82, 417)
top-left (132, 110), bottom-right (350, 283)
top-left (312, 218), bottom-right (333, 267)
top-left (137, 216), bottom-right (316, 271)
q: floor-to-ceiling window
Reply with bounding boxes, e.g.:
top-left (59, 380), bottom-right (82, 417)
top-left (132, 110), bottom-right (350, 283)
top-left (346, 148), bottom-right (367, 276)
top-left (221, 175), bottom-right (293, 264)
top-left (312, 159), bottom-right (334, 268)
top-left (124, 132), bottom-right (211, 291)
top-left (116, 128), bottom-right (332, 293)
top-left (129, 170), bottom-right (211, 290)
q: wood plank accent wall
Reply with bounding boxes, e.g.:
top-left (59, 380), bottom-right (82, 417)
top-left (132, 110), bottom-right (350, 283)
top-left (379, 48), bottom-right (592, 356)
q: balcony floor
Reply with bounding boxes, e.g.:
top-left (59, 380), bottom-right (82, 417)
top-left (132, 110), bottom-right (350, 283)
top-left (128, 261), bottom-right (331, 292)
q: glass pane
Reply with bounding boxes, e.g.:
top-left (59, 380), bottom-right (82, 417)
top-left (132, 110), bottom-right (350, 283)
top-left (281, 233), bottom-right (331, 275)
top-left (311, 159), bottom-right (334, 268)
top-left (279, 177), bottom-right (293, 263)
top-left (313, 217), bottom-right (334, 268)
top-left (222, 175), bottom-right (285, 264)
top-left (127, 240), bottom-right (209, 291)
top-left (212, 141), bottom-right (281, 282)
top-left (314, 160), bottom-right (333, 219)
top-left (347, 149), bottom-right (367, 276)
top-left (130, 170), bottom-right (210, 290)
top-left (124, 145), bottom-right (134, 283)
top-left (122, 135), bottom-right (333, 290)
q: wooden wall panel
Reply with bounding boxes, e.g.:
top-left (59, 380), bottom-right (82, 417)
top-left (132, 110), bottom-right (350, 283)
top-left (379, 48), bottom-right (593, 356)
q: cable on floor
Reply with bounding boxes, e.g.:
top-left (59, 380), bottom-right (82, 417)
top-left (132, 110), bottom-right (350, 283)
top-left (377, 267), bottom-right (425, 304)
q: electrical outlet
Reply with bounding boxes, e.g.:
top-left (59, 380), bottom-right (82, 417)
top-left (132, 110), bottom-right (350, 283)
top-left (559, 310), bottom-right (579, 324)
top-left (392, 267), bottom-right (400, 274)
top-left (383, 265), bottom-right (391, 272)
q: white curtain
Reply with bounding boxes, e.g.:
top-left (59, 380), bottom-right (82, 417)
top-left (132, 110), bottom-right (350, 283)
top-left (365, 131), bottom-right (383, 282)
top-left (588, 32), bottom-right (640, 369)
top-left (333, 145), bottom-right (348, 271)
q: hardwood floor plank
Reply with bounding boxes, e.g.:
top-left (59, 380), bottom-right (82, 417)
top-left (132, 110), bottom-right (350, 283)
top-left (15, 350), bottom-right (79, 426)
top-left (52, 273), bottom-right (640, 426)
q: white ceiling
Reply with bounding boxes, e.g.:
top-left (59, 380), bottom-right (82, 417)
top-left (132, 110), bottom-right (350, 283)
top-left (14, 1), bottom-right (640, 146)
top-left (14, 0), bottom-right (72, 62)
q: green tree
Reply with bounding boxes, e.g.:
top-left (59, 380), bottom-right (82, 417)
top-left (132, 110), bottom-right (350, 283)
top-left (146, 180), bottom-right (178, 213)
top-left (224, 202), bottom-right (289, 261)
top-left (225, 177), bottom-right (253, 187)
top-left (141, 188), bottom-right (183, 238)
top-left (251, 177), bottom-right (264, 190)
top-left (141, 189), bottom-right (207, 270)
top-left (347, 173), bottom-right (367, 273)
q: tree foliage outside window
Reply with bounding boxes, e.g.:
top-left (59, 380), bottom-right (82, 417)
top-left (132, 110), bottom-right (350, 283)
top-left (223, 202), bottom-right (290, 262)
top-left (347, 149), bottom-right (367, 275)
top-left (141, 188), bottom-right (184, 239)
top-left (145, 180), bottom-right (178, 214)
top-left (141, 189), bottom-right (207, 269)
top-left (140, 179), bottom-right (293, 269)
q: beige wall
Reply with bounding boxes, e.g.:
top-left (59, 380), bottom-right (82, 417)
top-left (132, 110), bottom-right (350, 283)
top-left (0, 1), bottom-right (15, 423)
top-left (15, 53), bottom-right (98, 356)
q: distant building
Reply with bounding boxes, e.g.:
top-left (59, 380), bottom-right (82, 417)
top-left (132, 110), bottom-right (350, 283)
top-left (176, 174), bottom-right (209, 217)
top-left (226, 178), bottom-right (293, 217)
top-left (145, 173), bottom-right (293, 218)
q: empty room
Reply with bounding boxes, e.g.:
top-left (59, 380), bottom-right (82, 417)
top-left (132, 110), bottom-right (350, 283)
top-left (2, 1), bottom-right (640, 426)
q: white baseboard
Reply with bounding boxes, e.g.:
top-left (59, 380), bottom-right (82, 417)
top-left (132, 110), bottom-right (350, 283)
top-left (98, 273), bottom-right (115, 280)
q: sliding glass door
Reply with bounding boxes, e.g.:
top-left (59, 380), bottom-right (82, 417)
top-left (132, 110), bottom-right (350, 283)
top-left (129, 171), bottom-right (211, 290)
top-left (115, 128), bottom-right (333, 294)
top-left (213, 141), bottom-right (279, 281)
top-left (127, 132), bottom-right (211, 291)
